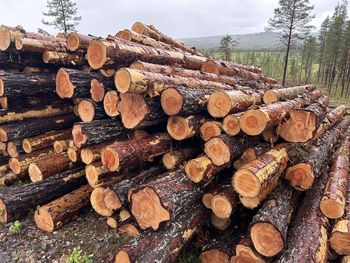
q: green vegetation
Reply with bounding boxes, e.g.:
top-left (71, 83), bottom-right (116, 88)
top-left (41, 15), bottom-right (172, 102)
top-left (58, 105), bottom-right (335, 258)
top-left (67, 248), bottom-right (93, 263)
top-left (9, 220), bottom-right (22, 234)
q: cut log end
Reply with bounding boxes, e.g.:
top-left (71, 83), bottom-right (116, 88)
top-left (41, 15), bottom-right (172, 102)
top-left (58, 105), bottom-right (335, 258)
top-left (9, 158), bottom-right (21, 174)
top-left (90, 187), bottom-right (113, 217)
top-left (0, 198), bottom-right (8, 223)
top-left (132, 22), bottom-right (146, 35)
top-left (240, 109), bottom-right (268, 136)
top-left (0, 77), bottom-right (4, 96)
top-left (162, 153), bottom-right (176, 170)
top-left (201, 60), bottom-right (220, 75)
top-left (131, 187), bottom-right (171, 230)
top-left (56, 68), bottom-right (74, 99)
top-left (200, 250), bottom-right (230, 263)
top-left (204, 137), bottom-right (230, 166)
top-left (67, 147), bottom-right (78, 162)
top-left (115, 250), bottom-right (131, 263)
top-left (285, 163), bottom-right (313, 191)
top-left (81, 148), bottom-right (94, 164)
top-left (14, 37), bottom-right (24, 50)
top-left (28, 163), bottom-right (43, 182)
top-left (320, 199), bottom-right (344, 219)
top-left (207, 92), bottom-right (232, 118)
top-left (185, 157), bottom-right (210, 183)
top-left (160, 88), bottom-right (183, 116)
top-left (104, 187), bottom-right (122, 211)
top-left (210, 194), bottom-right (232, 219)
top-left (239, 196), bottom-right (260, 209)
top-left (263, 90), bottom-right (278, 104)
top-left (118, 223), bottom-right (140, 237)
top-left (72, 125), bottom-right (87, 148)
top-left (101, 147), bottom-right (120, 171)
top-left (0, 128), bottom-right (8, 142)
top-left (167, 116), bottom-right (191, 141)
top-left (0, 26), bottom-right (11, 51)
top-left (77, 100), bottom-right (95, 122)
top-left (34, 207), bottom-right (54, 232)
top-left (235, 244), bottom-right (266, 263)
top-left (85, 164), bottom-right (100, 186)
top-left (223, 115), bottom-right (240, 136)
top-left (90, 79), bottom-right (106, 102)
top-left (22, 139), bottom-right (32, 153)
top-left (67, 33), bottom-right (80, 51)
top-left (130, 61), bottom-right (144, 70)
top-left (106, 217), bottom-right (118, 229)
top-left (87, 40), bottom-right (106, 69)
top-left (210, 213), bottom-right (231, 231)
top-left (103, 90), bottom-right (119, 117)
top-left (250, 222), bottom-right (284, 257)
top-left (118, 29), bottom-right (132, 41)
top-left (330, 230), bottom-right (350, 255)
top-left (200, 122), bottom-right (221, 141)
top-left (233, 169), bottom-right (260, 198)
top-left (7, 142), bottom-right (19, 158)
top-left (115, 68), bottom-right (132, 93)
top-left (202, 193), bottom-right (213, 209)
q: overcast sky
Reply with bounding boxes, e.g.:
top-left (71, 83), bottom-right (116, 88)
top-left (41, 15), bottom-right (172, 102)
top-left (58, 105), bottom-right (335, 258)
top-left (0, 0), bottom-right (342, 38)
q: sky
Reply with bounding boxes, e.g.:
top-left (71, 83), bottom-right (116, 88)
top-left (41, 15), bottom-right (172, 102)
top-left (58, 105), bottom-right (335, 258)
top-left (0, 0), bottom-right (342, 38)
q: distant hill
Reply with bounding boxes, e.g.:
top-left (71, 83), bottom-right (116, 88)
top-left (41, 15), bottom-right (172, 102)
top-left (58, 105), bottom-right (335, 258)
top-left (180, 32), bottom-right (318, 51)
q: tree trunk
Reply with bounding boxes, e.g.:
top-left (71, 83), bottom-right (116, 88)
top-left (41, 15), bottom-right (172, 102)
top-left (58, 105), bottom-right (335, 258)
top-left (81, 140), bottom-right (114, 165)
top-left (0, 51), bottom-right (46, 70)
top-left (130, 168), bottom-right (204, 230)
top-left (0, 71), bottom-right (56, 97)
top-left (0, 113), bottom-right (77, 142)
top-left (102, 90), bottom-right (119, 117)
top-left (222, 113), bottom-right (243, 136)
top-left (162, 147), bottom-right (198, 170)
top-left (34, 184), bottom-right (92, 232)
top-left (167, 115), bottom-right (207, 141)
top-left (53, 139), bottom-right (70, 154)
top-left (77, 99), bottom-right (108, 122)
top-left (233, 143), bottom-right (271, 170)
top-left (0, 166), bottom-right (85, 223)
top-left (0, 94), bottom-right (61, 110)
top-left (233, 236), bottom-right (267, 263)
top-left (263, 85), bottom-right (316, 104)
top-left (85, 161), bottom-right (117, 188)
top-left (15, 37), bottom-right (67, 52)
top-left (160, 86), bottom-right (215, 116)
top-left (91, 78), bottom-right (114, 103)
top-left (42, 51), bottom-right (87, 67)
top-left (114, 202), bottom-right (206, 263)
top-left (6, 139), bottom-right (23, 158)
top-left (101, 133), bottom-right (172, 172)
top-left (66, 33), bottom-right (95, 51)
top-left (210, 184), bottom-right (239, 219)
top-left (200, 121), bottom-right (222, 142)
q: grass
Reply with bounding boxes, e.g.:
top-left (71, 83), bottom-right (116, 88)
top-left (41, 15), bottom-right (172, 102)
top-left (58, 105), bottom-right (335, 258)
top-left (9, 220), bottom-right (22, 234)
top-left (67, 248), bottom-right (94, 263)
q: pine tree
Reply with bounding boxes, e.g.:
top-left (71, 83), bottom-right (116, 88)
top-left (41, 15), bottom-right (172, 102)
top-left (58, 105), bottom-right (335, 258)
top-left (317, 16), bottom-right (330, 82)
top-left (267, 0), bottom-right (315, 86)
top-left (42, 0), bottom-right (82, 33)
top-left (219, 35), bottom-right (238, 61)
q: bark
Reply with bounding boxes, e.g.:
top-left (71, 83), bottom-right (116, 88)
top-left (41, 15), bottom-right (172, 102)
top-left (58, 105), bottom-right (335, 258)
top-left (6, 139), bottom-right (24, 158)
top-left (263, 84), bottom-right (316, 104)
top-left (0, 51), bottom-right (45, 70)
top-left (167, 115), bottom-right (207, 141)
top-left (0, 94), bottom-right (61, 111)
top-left (233, 143), bottom-right (271, 170)
top-left (77, 99), bottom-right (108, 122)
top-left (15, 36), bottom-right (67, 52)
top-left (0, 170), bottom-right (25, 186)
top-left (34, 184), bottom-right (92, 232)
top-left (114, 202), bottom-right (206, 263)
top-left (162, 147), bottom-right (198, 170)
top-left (22, 129), bottom-right (72, 153)
top-left (0, 113), bottom-right (77, 142)
top-left (102, 132), bottom-right (173, 171)
top-left (0, 71), bottom-right (56, 97)
top-left (0, 166), bottom-right (85, 223)
top-left (42, 51), bottom-right (87, 67)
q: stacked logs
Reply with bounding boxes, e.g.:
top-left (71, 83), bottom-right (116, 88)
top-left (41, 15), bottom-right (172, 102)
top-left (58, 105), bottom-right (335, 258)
top-left (0, 21), bottom-right (349, 263)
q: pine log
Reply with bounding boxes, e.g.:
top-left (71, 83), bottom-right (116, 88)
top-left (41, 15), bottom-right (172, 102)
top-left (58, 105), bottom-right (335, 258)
top-left (162, 147), bottom-right (197, 170)
top-left (210, 213), bottom-right (231, 231)
top-left (278, 102), bottom-right (327, 143)
top-left (0, 113), bottom-right (77, 142)
top-left (103, 90), bottom-right (119, 117)
top-left (263, 85), bottom-right (316, 104)
top-left (72, 119), bottom-right (125, 148)
top-left (233, 147), bottom-right (288, 198)
top-left (9, 147), bottom-right (55, 175)
top-left (233, 236), bottom-right (266, 263)
top-left (210, 184), bottom-right (239, 219)
top-left (130, 168), bottom-right (204, 230)
top-left (81, 141), bottom-right (113, 165)
top-left (6, 139), bottom-right (23, 158)
top-left (233, 143), bottom-right (271, 170)
top-left (0, 71), bottom-right (56, 97)
top-left (167, 115), bottom-right (207, 140)
top-left (0, 94), bottom-right (61, 111)
top-left (239, 92), bottom-right (322, 136)
top-left (200, 121), bottom-right (222, 142)
top-left (28, 153), bottom-right (75, 182)
top-left (131, 22), bottom-right (200, 55)
top-left (15, 36), bottom-right (67, 52)
top-left (0, 166), bottom-right (85, 223)
top-left (118, 222), bottom-right (141, 238)
top-left (275, 165), bottom-right (329, 263)
top-left (91, 78), bottom-right (114, 103)
top-left (114, 202), bottom-right (206, 263)
top-left (42, 51), bottom-right (86, 67)
top-left (160, 86), bottom-right (214, 116)
top-left (85, 161), bottom-right (118, 188)
top-left (34, 184), bottom-right (92, 232)
top-left (222, 113), bottom-right (243, 136)
top-left (320, 135), bottom-right (350, 219)
top-left (53, 140), bottom-right (70, 154)
top-left (0, 51), bottom-right (45, 69)
top-left (117, 93), bottom-right (166, 129)
top-left (312, 105), bottom-right (347, 141)
top-left (102, 133), bottom-right (172, 172)
top-left (67, 146), bottom-right (81, 163)
top-left (249, 183), bottom-right (299, 257)
top-left (343, 257), bottom-right (350, 263)
top-left (77, 99), bottom-right (108, 122)
top-left (66, 33), bottom-right (95, 51)
top-left (207, 90), bottom-right (262, 118)
top-left (285, 117), bottom-right (350, 191)
top-left (0, 170), bottom-right (25, 186)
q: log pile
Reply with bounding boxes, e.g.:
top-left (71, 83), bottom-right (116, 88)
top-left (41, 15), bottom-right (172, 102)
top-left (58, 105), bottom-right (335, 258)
top-left (0, 21), bottom-right (349, 263)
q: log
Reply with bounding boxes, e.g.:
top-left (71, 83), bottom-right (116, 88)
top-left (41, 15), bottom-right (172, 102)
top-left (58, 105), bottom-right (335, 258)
top-left (0, 51), bottom-right (45, 70)
top-left (117, 93), bottom-right (166, 129)
top-left (167, 115), bottom-right (207, 140)
top-left (85, 161), bottom-right (117, 188)
top-left (0, 113), bottom-right (77, 142)
top-left (28, 153), bottom-right (75, 182)
top-left (285, 117), bottom-right (350, 191)
top-left (210, 213), bottom-right (231, 231)
top-left (42, 51), bottom-right (86, 67)
top-left (0, 93), bottom-right (61, 111)
top-left (278, 102), bottom-right (327, 142)
top-left (210, 184), bottom-right (239, 219)
top-left (66, 33), bottom-right (95, 51)
top-left (162, 147), bottom-right (197, 170)
top-left (263, 84), bottom-right (316, 104)
top-left (9, 147), bottom-right (55, 175)
top-left (207, 90), bottom-right (262, 118)
top-left (201, 58), bottom-right (262, 75)
top-left (222, 113), bottom-right (243, 136)
top-left (81, 141), bottom-right (113, 165)
top-left (239, 92), bottom-right (322, 136)
top-left (67, 146), bottom-right (81, 163)
top-left (72, 119), bottom-right (125, 148)
top-left (22, 129), bottom-right (72, 153)
top-left (160, 86), bottom-right (214, 116)
top-left (233, 147), bottom-right (288, 198)
top-left (0, 166), bottom-right (85, 223)
top-left (6, 139), bottom-right (23, 158)
top-left (249, 183), bottom-right (299, 257)
top-left (91, 78), bottom-right (114, 103)
top-left (15, 36), bottom-right (67, 52)
top-left (34, 184), bottom-right (92, 232)
top-left (0, 170), bottom-right (25, 186)
top-left (233, 143), bottom-right (271, 170)
top-left (130, 168), bottom-right (204, 230)
top-left (233, 236), bottom-right (266, 263)
top-left (320, 135), bottom-right (350, 219)
top-left (275, 165), bottom-right (329, 263)
top-left (101, 133), bottom-right (172, 171)
top-left (103, 90), bottom-right (119, 117)
top-left (77, 99), bottom-right (108, 122)
top-left (53, 140), bottom-right (70, 154)
top-left (0, 71), bottom-right (55, 97)
top-left (200, 121), bottom-right (222, 142)
top-left (131, 22), bottom-right (200, 55)
top-left (114, 202), bottom-right (206, 263)
top-left (343, 257), bottom-right (350, 263)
